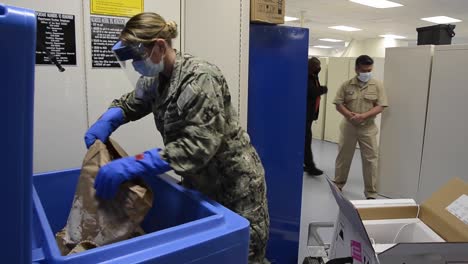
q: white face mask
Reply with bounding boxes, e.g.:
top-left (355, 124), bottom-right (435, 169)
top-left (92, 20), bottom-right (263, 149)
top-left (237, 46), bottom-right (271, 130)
top-left (358, 72), bottom-right (372, 83)
top-left (132, 45), bottom-right (165, 77)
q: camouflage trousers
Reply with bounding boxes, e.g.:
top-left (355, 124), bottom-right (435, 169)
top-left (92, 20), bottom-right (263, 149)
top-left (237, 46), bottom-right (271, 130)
top-left (182, 179), bottom-right (270, 264)
top-left (180, 138), bottom-right (270, 263)
top-left (218, 167), bottom-right (270, 263)
top-left (233, 199), bottom-right (270, 264)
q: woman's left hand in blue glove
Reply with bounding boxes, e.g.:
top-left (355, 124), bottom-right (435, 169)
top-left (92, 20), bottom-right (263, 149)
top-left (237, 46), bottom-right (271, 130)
top-left (94, 148), bottom-right (171, 199)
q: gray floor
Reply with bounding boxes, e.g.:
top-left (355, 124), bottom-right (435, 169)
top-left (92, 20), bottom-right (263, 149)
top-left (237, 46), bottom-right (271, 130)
top-left (297, 139), bottom-right (374, 264)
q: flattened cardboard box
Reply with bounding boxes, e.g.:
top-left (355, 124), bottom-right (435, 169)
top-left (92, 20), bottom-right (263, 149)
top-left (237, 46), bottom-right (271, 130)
top-left (326, 177), bottom-right (468, 264)
top-left (251, 0), bottom-right (285, 24)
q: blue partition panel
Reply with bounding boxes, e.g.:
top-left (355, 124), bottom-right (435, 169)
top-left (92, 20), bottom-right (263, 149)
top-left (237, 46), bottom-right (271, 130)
top-left (248, 24), bottom-right (309, 264)
top-left (0, 4), bottom-right (36, 264)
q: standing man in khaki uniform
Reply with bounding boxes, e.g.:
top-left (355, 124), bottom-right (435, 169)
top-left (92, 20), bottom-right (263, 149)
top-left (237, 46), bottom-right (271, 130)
top-left (333, 55), bottom-right (388, 199)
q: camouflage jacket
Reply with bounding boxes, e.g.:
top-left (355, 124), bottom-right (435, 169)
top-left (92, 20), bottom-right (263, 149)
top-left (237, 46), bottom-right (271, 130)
top-left (110, 52), bottom-right (267, 209)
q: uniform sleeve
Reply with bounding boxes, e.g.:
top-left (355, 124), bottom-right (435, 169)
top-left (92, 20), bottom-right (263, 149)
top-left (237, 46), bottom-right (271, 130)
top-left (377, 81), bottom-right (389, 107)
top-left (160, 73), bottom-right (225, 174)
top-left (333, 82), bottom-right (346, 105)
top-left (109, 77), bottom-right (155, 122)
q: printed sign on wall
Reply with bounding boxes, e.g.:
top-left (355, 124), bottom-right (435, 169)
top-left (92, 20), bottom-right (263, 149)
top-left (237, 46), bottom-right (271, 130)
top-left (36, 11), bottom-right (76, 65)
top-left (91, 0), bottom-right (143, 17)
top-left (90, 16), bottom-right (126, 68)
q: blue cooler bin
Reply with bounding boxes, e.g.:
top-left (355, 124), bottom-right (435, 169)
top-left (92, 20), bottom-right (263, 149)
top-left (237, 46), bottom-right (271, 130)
top-left (32, 169), bottom-right (249, 263)
top-left (2, 4), bottom-right (249, 263)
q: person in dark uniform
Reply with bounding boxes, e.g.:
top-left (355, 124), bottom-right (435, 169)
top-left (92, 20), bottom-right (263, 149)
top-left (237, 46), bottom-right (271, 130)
top-left (304, 57), bottom-right (328, 176)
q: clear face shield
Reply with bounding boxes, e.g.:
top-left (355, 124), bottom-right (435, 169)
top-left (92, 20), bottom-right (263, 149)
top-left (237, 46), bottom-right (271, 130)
top-left (111, 41), bottom-right (150, 88)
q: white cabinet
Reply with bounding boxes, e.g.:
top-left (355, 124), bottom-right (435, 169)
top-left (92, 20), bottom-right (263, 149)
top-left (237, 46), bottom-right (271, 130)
top-left (378, 45), bottom-right (468, 202)
top-left (418, 45), bottom-right (468, 201)
top-left (378, 46), bottom-right (434, 199)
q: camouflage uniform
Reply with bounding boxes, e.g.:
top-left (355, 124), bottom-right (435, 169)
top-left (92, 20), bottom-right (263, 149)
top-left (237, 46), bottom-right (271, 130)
top-left (111, 52), bottom-right (270, 263)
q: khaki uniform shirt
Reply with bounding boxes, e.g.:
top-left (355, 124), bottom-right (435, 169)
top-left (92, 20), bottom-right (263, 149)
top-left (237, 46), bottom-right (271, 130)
top-left (333, 77), bottom-right (388, 124)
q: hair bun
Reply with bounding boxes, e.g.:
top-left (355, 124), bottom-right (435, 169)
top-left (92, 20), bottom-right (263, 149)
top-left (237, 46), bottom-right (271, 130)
top-left (166, 20), bottom-right (178, 39)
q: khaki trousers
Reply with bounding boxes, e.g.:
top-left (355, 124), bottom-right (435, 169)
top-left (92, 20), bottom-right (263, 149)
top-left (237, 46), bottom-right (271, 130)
top-left (334, 120), bottom-right (379, 198)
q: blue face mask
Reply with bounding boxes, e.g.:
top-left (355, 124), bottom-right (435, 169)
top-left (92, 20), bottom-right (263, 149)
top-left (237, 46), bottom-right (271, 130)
top-left (358, 72), bottom-right (372, 83)
top-left (132, 58), bottom-right (164, 77)
top-left (132, 46), bottom-right (165, 77)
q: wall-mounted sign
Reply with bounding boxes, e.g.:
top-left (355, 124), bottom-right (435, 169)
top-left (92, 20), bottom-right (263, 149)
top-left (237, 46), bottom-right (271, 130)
top-left (91, 0), bottom-right (143, 18)
top-left (36, 11), bottom-right (76, 65)
top-left (90, 16), bottom-right (126, 68)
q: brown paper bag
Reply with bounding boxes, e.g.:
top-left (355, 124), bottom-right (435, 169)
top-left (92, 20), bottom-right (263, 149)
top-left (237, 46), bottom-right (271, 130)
top-left (56, 139), bottom-right (153, 255)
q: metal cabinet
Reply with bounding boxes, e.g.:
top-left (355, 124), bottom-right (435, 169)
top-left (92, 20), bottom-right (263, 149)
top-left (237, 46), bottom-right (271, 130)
top-left (378, 45), bottom-right (468, 202)
top-left (378, 46), bottom-right (434, 199)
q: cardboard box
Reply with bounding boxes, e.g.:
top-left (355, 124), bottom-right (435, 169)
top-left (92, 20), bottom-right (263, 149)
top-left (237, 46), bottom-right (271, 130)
top-left (250, 0), bottom-right (285, 24)
top-left (326, 177), bottom-right (468, 264)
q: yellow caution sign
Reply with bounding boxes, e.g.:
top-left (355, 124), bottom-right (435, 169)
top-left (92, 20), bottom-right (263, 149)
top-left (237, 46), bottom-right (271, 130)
top-left (91, 0), bottom-right (143, 18)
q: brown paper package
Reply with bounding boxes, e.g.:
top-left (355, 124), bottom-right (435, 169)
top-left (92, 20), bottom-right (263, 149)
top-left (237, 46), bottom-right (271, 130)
top-left (56, 139), bottom-right (153, 255)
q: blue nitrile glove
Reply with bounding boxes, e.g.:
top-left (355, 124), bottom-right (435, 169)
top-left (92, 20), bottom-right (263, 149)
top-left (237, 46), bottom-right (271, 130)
top-left (84, 107), bottom-right (125, 149)
top-left (94, 148), bottom-right (171, 199)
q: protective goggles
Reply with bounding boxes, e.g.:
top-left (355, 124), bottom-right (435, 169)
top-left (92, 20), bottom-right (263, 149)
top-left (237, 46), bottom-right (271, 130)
top-left (112, 41), bottom-right (149, 62)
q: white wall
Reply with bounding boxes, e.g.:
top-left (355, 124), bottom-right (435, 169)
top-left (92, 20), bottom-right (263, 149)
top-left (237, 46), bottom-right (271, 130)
top-left (344, 38), bottom-right (408, 58)
top-left (83, 1), bottom-right (180, 156)
top-left (309, 47), bottom-right (344, 57)
top-left (308, 47), bottom-right (332, 57)
top-left (5, 0), bottom-right (249, 172)
top-left (3, 0), bottom-right (89, 173)
top-left (182, 0), bottom-right (249, 128)
top-left (311, 57), bottom-right (328, 140)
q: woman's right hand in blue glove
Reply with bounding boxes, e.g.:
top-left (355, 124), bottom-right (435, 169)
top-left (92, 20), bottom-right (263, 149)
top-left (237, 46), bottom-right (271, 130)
top-left (84, 107), bottom-right (125, 148)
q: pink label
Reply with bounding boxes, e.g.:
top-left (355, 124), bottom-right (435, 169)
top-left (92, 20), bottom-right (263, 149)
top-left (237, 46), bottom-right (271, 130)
top-left (351, 240), bottom-right (362, 262)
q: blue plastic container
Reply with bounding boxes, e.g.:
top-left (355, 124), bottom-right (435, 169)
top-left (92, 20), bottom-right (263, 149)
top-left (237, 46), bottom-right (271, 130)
top-left (32, 169), bottom-right (249, 264)
top-left (0, 4), bottom-right (36, 264)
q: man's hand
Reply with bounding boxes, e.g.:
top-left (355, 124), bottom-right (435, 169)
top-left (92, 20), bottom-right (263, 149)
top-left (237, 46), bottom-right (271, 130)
top-left (346, 112), bottom-right (356, 120)
top-left (320, 86), bottom-right (328, 95)
top-left (350, 113), bottom-right (367, 124)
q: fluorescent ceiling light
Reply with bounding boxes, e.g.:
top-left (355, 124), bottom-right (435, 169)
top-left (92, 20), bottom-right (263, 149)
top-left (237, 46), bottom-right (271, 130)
top-left (421, 16), bottom-right (462, 24)
top-left (313, 45), bottom-right (333, 49)
top-left (329, 25), bottom-right (362, 32)
top-left (285, 16), bottom-right (299, 22)
top-left (319, 38), bottom-right (344, 42)
top-left (350, 0), bottom-right (403, 8)
top-left (380, 34), bottom-right (406, 39)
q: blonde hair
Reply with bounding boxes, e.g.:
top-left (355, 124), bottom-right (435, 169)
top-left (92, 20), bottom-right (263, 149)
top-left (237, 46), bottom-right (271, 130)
top-left (120, 12), bottom-right (178, 47)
